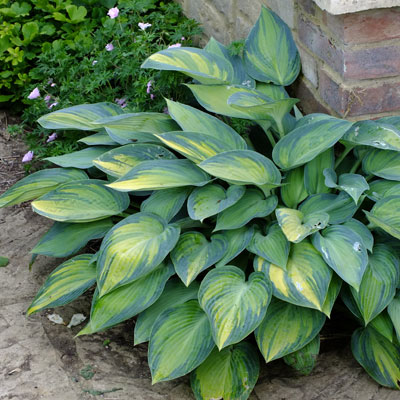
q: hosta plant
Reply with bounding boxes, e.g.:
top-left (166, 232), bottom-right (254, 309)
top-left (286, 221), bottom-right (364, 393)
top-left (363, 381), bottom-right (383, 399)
top-left (2, 6), bottom-right (400, 398)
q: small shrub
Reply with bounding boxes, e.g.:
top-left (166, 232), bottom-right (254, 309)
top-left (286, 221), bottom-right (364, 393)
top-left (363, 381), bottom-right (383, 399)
top-left (2, 6), bottom-right (400, 398)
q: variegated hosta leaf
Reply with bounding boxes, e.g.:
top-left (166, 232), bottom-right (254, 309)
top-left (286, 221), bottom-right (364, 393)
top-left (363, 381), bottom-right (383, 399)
top-left (45, 147), bottom-right (111, 169)
top-left (341, 284), bottom-right (363, 321)
top-left (27, 254), bottom-right (95, 315)
top-left (323, 168), bottom-right (369, 204)
top-left (199, 150), bottom-right (281, 188)
top-left (141, 187), bottom-right (191, 222)
top-left (388, 294), bottom-right (400, 341)
top-left (227, 91), bottom-right (298, 128)
top-left (275, 208), bottom-right (329, 243)
top-left (281, 167), bottom-right (308, 209)
top-left (31, 218), bottom-right (113, 258)
top-left (187, 84), bottom-right (278, 120)
top-left (32, 179), bottom-right (129, 223)
top-left (78, 261), bottom-right (174, 335)
top-left (321, 274), bottom-right (342, 317)
top-left (378, 116), bottom-right (400, 129)
top-left (244, 6), bottom-right (300, 85)
top-left (156, 131), bottom-right (235, 163)
top-left (248, 223), bottom-right (289, 269)
top-left (215, 189), bottom-right (277, 231)
top-left (304, 149), bottom-right (334, 195)
top-left (91, 112), bottom-right (179, 144)
top-left (107, 159), bottom-right (210, 191)
top-left (37, 102), bottom-right (123, 130)
top-left (148, 300), bottom-right (215, 383)
top-left (342, 219), bottom-right (374, 252)
top-left (187, 184), bottom-right (245, 222)
top-left (191, 342), bottom-right (259, 400)
top-left (166, 99), bottom-right (247, 150)
top-left (295, 113), bottom-right (333, 128)
top-left (350, 244), bottom-right (399, 324)
top-left (0, 168), bottom-right (87, 208)
top-left (272, 117), bottom-right (352, 169)
top-left (312, 225), bottom-right (368, 290)
top-left (283, 335), bottom-right (320, 375)
top-left (352, 326), bottom-right (400, 389)
top-left (171, 231), bottom-right (228, 286)
top-left (78, 131), bottom-right (118, 146)
top-left (255, 241), bottom-right (332, 311)
top-left (299, 192), bottom-right (358, 224)
top-left (365, 196), bottom-right (400, 240)
top-left (215, 226), bottom-right (255, 268)
top-left (370, 312), bottom-right (395, 343)
top-left (142, 47), bottom-right (235, 84)
top-left (367, 179), bottom-right (400, 202)
top-left (363, 149), bottom-right (400, 180)
top-left (342, 120), bottom-right (400, 151)
top-left (205, 36), bottom-right (255, 88)
top-left (97, 212), bottom-right (180, 296)
top-left (134, 279), bottom-right (199, 345)
top-left (384, 184), bottom-right (400, 197)
top-left (255, 299), bottom-right (325, 362)
top-left (93, 144), bottom-right (176, 178)
top-left (199, 266), bottom-right (272, 349)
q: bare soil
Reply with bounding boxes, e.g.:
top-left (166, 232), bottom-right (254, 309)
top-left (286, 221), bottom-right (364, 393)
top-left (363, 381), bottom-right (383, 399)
top-left (1, 114), bottom-right (399, 400)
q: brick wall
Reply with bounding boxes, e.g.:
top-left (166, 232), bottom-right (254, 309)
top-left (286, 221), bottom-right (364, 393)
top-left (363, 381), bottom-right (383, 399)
top-left (176, 0), bottom-right (400, 120)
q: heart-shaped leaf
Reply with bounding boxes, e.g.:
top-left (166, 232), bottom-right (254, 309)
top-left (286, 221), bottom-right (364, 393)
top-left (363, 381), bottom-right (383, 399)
top-left (312, 225), bottom-right (368, 290)
top-left (255, 299), bottom-right (325, 362)
top-left (134, 279), bottom-right (199, 345)
top-left (78, 131), bottom-right (118, 146)
top-left (304, 149), bottom-right (334, 195)
top-left (31, 219), bottom-right (113, 258)
top-left (171, 231), bottom-right (228, 286)
top-left (342, 120), bottom-right (400, 151)
top-left (166, 99), bottom-right (247, 149)
top-left (367, 179), bottom-right (400, 202)
top-left (0, 168), bottom-right (87, 208)
top-left (275, 208), bottom-right (329, 243)
top-left (32, 179), bottom-right (129, 223)
top-left (363, 149), bottom-right (400, 180)
top-left (324, 168), bottom-right (369, 204)
top-left (352, 326), bottom-right (400, 389)
top-left (187, 184), bottom-right (245, 221)
top-left (191, 342), bottom-right (259, 400)
top-left (365, 196), bottom-right (400, 240)
top-left (199, 150), bottom-right (281, 188)
top-left (107, 159), bottom-right (210, 191)
top-left (46, 147), bottom-right (111, 169)
top-left (78, 261), bottom-right (173, 335)
top-left (248, 223), bottom-right (289, 269)
top-left (141, 187), bottom-right (191, 222)
top-left (244, 6), bottom-right (300, 85)
top-left (281, 167), bottom-right (308, 209)
top-left (97, 213), bottom-right (180, 296)
top-left (370, 312), bottom-right (395, 343)
top-left (215, 226), bottom-right (255, 268)
top-left (254, 241), bottom-right (332, 311)
top-left (351, 244), bottom-right (399, 324)
top-left (215, 189), bottom-right (277, 231)
top-left (27, 255), bottom-right (95, 315)
top-left (272, 117), bottom-right (352, 169)
top-left (342, 219), bottom-right (374, 252)
top-left (148, 300), bottom-right (214, 383)
top-left (199, 265), bottom-right (272, 349)
top-left (93, 144), bottom-right (176, 178)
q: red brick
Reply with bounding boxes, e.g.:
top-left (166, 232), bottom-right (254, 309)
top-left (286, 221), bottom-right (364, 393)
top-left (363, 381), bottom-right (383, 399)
top-left (318, 67), bottom-right (400, 117)
top-left (326, 8), bottom-right (400, 45)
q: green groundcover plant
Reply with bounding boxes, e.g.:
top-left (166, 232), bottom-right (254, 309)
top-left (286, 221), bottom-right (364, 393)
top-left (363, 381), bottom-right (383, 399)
top-left (2, 7), bottom-right (400, 398)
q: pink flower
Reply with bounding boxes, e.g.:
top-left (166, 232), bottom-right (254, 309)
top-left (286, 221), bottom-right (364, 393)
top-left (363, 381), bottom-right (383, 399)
top-left (46, 133), bottom-right (57, 143)
top-left (22, 151), bottom-right (34, 163)
top-left (115, 98), bottom-right (127, 108)
top-left (92, 60), bottom-right (98, 65)
top-left (168, 43), bottom-right (181, 49)
top-left (181, 36), bottom-right (185, 41)
top-left (107, 7), bottom-right (119, 19)
top-left (150, 94), bottom-right (155, 100)
top-left (105, 43), bottom-right (114, 51)
top-left (44, 95), bottom-right (51, 102)
top-left (50, 83), bottom-right (56, 87)
top-left (138, 22), bottom-right (152, 31)
top-left (146, 81), bottom-right (152, 94)
top-left (28, 88), bottom-right (40, 100)
top-left (49, 102), bottom-right (58, 109)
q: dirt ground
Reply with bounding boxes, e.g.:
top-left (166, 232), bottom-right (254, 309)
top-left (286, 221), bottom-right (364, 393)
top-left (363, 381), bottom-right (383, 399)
top-left (1, 114), bottom-right (400, 400)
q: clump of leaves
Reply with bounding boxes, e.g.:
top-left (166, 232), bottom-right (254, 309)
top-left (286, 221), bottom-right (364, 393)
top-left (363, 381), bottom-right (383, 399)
top-left (2, 7), bottom-right (400, 399)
